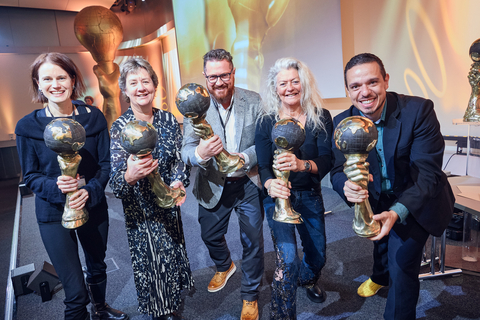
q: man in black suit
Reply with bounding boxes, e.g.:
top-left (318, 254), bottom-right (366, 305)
top-left (331, 53), bottom-right (454, 320)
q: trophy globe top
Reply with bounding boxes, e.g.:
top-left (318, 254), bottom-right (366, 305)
top-left (271, 118), bottom-right (306, 151)
top-left (334, 116), bottom-right (378, 154)
top-left (44, 118), bottom-right (86, 156)
top-left (120, 120), bottom-right (158, 155)
top-left (175, 83), bottom-right (210, 119)
top-left (74, 6), bottom-right (123, 65)
top-left (470, 38), bottom-right (480, 62)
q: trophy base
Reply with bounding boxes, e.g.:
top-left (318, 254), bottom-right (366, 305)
top-left (273, 209), bottom-right (303, 224)
top-left (218, 157), bottom-right (245, 174)
top-left (154, 190), bottom-right (186, 209)
top-left (62, 210), bottom-right (89, 229)
top-left (353, 223), bottom-right (381, 238)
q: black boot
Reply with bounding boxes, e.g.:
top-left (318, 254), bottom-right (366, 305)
top-left (87, 279), bottom-right (129, 320)
top-left (306, 283), bottom-right (327, 303)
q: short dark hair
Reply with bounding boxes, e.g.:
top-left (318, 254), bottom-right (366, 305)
top-left (30, 52), bottom-right (86, 103)
top-left (203, 49), bottom-right (234, 72)
top-left (344, 53), bottom-right (386, 87)
top-left (84, 96), bottom-right (94, 103)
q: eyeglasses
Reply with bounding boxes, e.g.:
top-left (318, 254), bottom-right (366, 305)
top-left (205, 69), bottom-right (234, 84)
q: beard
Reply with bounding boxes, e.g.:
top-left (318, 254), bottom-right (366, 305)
top-left (210, 84), bottom-right (234, 106)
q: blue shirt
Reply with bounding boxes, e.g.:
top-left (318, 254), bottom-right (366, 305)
top-left (361, 101), bottom-right (409, 223)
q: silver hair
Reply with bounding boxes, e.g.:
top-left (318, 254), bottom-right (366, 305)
top-left (118, 57), bottom-right (159, 103)
top-left (260, 57), bottom-right (326, 132)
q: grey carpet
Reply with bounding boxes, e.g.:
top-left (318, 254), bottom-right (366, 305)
top-left (11, 167), bottom-right (480, 319)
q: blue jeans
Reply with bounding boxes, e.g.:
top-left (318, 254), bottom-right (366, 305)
top-left (264, 189), bottom-right (326, 320)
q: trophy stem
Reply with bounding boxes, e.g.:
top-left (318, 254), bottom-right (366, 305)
top-left (135, 154), bottom-right (185, 208)
top-left (97, 61), bottom-right (115, 75)
top-left (57, 154), bottom-right (89, 229)
top-left (191, 116), bottom-right (245, 174)
top-left (272, 150), bottom-right (302, 224)
top-left (343, 154), bottom-right (380, 237)
top-left (353, 198), bottom-right (381, 237)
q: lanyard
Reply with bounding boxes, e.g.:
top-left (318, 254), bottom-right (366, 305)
top-left (212, 97), bottom-right (234, 136)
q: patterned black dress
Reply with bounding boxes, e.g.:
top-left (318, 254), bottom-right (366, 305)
top-left (109, 107), bottom-right (193, 317)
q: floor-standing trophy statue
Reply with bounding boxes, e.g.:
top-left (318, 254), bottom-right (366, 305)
top-left (464, 38), bottom-right (480, 122)
top-left (334, 116), bottom-right (381, 237)
top-left (44, 118), bottom-right (88, 229)
top-left (271, 118), bottom-right (305, 224)
top-left (74, 6), bottom-right (123, 129)
top-left (121, 120), bottom-right (185, 208)
top-left (175, 83), bottom-right (245, 174)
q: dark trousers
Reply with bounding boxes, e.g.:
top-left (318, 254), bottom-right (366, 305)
top-left (198, 177), bottom-right (264, 301)
top-left (370, 196), bottom-right (430, 320)
top-left (38, 216), bottom-right (108, 320)
top-left (264, 189), bottom-right (326, 320)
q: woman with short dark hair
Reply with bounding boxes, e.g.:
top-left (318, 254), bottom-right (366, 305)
top-left (16, 52), bottom-right (128, 320)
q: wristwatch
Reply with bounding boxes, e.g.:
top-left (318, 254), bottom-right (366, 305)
top-left (303, 160), bottom-right (311, 172)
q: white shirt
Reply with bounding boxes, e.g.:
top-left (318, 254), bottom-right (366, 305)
top-left (194, 95), bottom-right (249, 176)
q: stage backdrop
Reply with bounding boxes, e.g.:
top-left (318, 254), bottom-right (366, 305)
top-left (171, 0), bottom-right (346, 99)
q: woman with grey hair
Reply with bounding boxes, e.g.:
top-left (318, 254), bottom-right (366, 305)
top-left (109, 57), bottom-right (193, 320)
top-left (255, 57), bottom-right (333, 319)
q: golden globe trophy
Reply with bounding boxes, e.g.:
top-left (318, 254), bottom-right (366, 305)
top-left (464, 38), bottom-right (480, 122)
top-left (335, 116), bottom-right (381, 237)
top-left (175, 83), bottom-right (245, 174)
top-left (271, 118), bottom-right (305, 224)
top-left (120, 120), bottom-right (185, 208)
top-left (74, 6), bottom-right (123, 128)
top-left (44, 118), bottom-right (89, 229)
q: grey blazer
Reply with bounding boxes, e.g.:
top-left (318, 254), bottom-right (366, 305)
top-left (181, 87), bottom-right (262, 209)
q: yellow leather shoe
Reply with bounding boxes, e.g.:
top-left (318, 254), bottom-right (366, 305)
top-left (241, 300), bottom-right (259, 320)
top-left (207, 261), bottom-right (236, 292)
top-left (357, 278), bottom-right (385, 297)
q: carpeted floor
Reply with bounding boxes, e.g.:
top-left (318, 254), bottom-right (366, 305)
top-left (12, 168), bottom-right (480, 320)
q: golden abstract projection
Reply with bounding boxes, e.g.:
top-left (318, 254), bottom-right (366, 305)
top-left (464, 39), bottom-right (480, 122)
top-left (74, 6), bottom-right (123, 129)
top-left (226, 0), bottom-right (290, 90)
top-left (174, 0), bottom-right (289, 92)
top-left (405, 0), bottom-right (446, 98)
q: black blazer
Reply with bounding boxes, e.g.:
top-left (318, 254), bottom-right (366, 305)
top-left (331, 92), bottom-right (454, 237)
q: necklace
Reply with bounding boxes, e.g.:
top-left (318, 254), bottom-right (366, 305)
top-left (46, 103), bottom-right (76, 119)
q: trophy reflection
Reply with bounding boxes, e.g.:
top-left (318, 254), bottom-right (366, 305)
top-left (271, 118), bottom-right (305, 224)
top-left (335, 116), bottom-right (380, 237)
top-left (175, 83), bottom-right (244, 174)
top-left (74, 6), bottom-right (123, 128)
top-left (121, 120), bottom-right (185, 208)
top-left (44, 118), bottom-right (89, 229)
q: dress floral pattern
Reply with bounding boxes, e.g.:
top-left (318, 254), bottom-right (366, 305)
top-left (109, 107), bottom-right (193, 317)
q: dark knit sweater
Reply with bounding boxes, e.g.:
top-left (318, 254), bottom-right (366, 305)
top-left (15, 101), bottom-right (110, 223)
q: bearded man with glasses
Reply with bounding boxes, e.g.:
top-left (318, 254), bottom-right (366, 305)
top-left (182, 49), bottom-right (264, 320)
